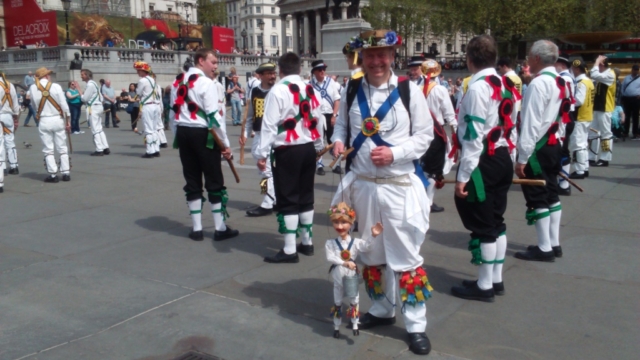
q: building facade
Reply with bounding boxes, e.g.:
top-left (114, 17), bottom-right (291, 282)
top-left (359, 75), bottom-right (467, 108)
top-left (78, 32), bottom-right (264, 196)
top-left (226, 0), bottom-right (290, 55)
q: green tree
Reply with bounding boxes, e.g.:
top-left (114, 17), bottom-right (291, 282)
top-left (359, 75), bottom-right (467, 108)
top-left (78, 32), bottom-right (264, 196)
top-left (198, 0), bottom-right (227, 26)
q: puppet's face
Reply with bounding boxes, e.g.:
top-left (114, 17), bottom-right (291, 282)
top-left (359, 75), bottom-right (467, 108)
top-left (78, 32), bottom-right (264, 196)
top-left (332, 219), bottom-right (352, 238)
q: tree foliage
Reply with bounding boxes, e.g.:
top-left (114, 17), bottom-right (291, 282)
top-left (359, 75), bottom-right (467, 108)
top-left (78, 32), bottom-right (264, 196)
top-left (198, 0), bottom-right (227, 26)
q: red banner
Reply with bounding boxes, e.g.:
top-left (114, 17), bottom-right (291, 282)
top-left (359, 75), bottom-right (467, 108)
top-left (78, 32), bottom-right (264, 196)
top-left (212, 27), bottom-right (235, 54)
top-left (4, 0), bottom-right (58, 47)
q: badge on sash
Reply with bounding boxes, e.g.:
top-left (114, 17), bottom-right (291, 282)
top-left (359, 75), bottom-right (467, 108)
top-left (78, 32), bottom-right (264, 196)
top-left (361, 117), bottom-right (380, 137)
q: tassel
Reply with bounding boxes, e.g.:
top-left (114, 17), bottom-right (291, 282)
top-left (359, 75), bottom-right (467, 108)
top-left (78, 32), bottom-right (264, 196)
top-left (288, 83), bottom-right (301, 105)
top-left (547, 133), bottom-right (558, 145)
top-left (505, 127), bottom-right (516, 152)
top-left (556, 77), bottom-right (566, 99)
top-left (308, 118), bottom-right (320, 140)
top-left (306, 84), bottom-right (320, 108)
top-left (448, 132), bottom-right (460, 159)
top-left (353, 51), bottom-right (358, 65)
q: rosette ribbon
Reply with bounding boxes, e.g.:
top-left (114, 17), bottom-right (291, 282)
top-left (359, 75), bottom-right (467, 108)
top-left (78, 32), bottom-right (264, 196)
top-left (485, 75), bottom-right (503, 101)
top-left (283, 118), bottom-right (299, 142)
top-left (305, 84), bottom-right (320, 108)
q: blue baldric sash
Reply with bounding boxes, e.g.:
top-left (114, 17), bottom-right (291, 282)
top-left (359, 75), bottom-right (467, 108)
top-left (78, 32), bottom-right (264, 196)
top-left (312, 78), bottom-right (334, 110)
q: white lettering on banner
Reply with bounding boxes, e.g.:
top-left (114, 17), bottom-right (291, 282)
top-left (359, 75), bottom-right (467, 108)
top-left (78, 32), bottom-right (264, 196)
top-left (11, 0), bottom-right (24, 8)
top-left (12, 21), bottom-right (50, 40)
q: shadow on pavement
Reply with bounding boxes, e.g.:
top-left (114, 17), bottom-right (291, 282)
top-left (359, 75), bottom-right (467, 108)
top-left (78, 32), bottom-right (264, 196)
top-left (135, 215), bottom-right (188, 237)
top-left (425, 229), bottom-right (469, 251)
top-left (211, 231), bottom-right (282, 256)
top-left (19, 171), bottom-right (47, 182)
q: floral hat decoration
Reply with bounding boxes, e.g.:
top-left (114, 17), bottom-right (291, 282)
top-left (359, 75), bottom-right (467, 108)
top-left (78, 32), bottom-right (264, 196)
top-left (346, 29), bottom-right (402, 64)
top-left (327, 202), bottom-right (357, 224)
top-left (134, 61), bottom-right (151, 73)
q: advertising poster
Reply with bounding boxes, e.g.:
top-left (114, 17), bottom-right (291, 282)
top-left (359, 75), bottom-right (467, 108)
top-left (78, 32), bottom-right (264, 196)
top-left (4, 0), bottom-right (58, 46)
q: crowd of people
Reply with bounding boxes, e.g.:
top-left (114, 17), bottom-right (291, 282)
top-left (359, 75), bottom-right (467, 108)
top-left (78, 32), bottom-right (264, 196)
top-left (1, 27), bottom-right (637, 357)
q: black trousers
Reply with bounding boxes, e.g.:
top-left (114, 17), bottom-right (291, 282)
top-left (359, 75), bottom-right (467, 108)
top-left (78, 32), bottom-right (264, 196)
top-left (455, 147), bottom-right (513, 243)
top-left (522, 143), bottom-right (561, 210)
top-left (272, 142), bottom-right (316, 215)
top-left (324, 113), bottom-right (334, 145)
top-left (176, 126), bottom-right (225, 203)
top-left (622, 96), bottom-right (640, 136)
top-left (130, 107), bottom-right (140, 130)
top-left (561, 120), bottom-right (575, 165)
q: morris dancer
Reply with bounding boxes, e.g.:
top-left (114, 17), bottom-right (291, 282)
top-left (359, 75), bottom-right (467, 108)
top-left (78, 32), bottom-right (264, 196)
top-left (135, 62), bottom-right (162, 158)
top-left (332, 30), bottom-right (434, 355)
top-left (310, 59), bottom-right (342, 175)
top-left (0, 70), bottom-right (20, 176)
top-left (79, 69), bottom-right (110, 156)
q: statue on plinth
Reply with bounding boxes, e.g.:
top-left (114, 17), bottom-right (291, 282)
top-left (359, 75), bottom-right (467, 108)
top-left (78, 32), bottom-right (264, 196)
top-left (69, 52), bottom-right (83, 70)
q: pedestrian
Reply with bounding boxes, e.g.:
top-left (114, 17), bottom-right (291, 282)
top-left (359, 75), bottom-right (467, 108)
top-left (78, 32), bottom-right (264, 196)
top-left (65, 81), bottom-right (83, 134)
top-left (514, 40), bottom-right (570, 262)
top-left (135, 62), bottom-right (162, 158)
top-left (569, 60), bottom-right (594, 179)
top-left (331, 29), bottom-right (434, 355)
top-left (101, 79), bottom-right (118, 128)
top-left (149, 71), bottom-right (167, 148)
top-left (29, 67), bottom-right (71, 182)
top-left (24, 71), bottom-right (35, 89)
top-left (123, 84), bottom-right (140, 131)
top-left (620, 64), bottom-right (640, 139)
top-left (227, 74), bottom-right (244, 126)
top-left (450, 35), bottom-right (517, 303)
top-left (23, 89), bottom-right (37, 127)
top-left (310, 59), bottom-right (342, 175)
top-left (588, 55), bottom-right (616, 167)
top-left (170, 48), bottom-right (238, 242)
top-left (0, 70), bottom-right (20, 180)
top-left (78, 68), bottom-right (110, 156)
top-left (256, 52), bottom-right (325, 263)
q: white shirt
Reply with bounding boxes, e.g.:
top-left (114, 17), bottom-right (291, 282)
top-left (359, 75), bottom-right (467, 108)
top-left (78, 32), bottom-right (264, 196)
top-left (410, 75), bottom-right (426, 87)
top-left (136, 75), bottom-right (160, 105)
top-left (311, 76), bottom-right (342, 114)
top-left (517, 66), bottom-right (563, 165)
top-left (81, 79), bottom-right (103, 106)
top-left (621, 74), bottom-right (640, 97)
top-left (332, 73), bottom-right (434, 179)
top-left (590, 66), bottom-right (615, 87)
top-left (257, 75), bottom-right (325, 158)
top-left (574, 73), bottom-right (589, 107)
top-left (0, 78), bottom-right (19, 115)
top-left (325, 235), bottom-right (375, 266)
top-left (246, 76), bottom-right (260, 95)
top-left (169, 67), bottom-right (229, 147)
top-left (426, 84), bottom-right (457, 127)
top-left (29, 78), bottom-right (70, 118)
top-left (457, 68), bottom-right (514, 182)
top-left (213, 79), bottom-right (225, 105)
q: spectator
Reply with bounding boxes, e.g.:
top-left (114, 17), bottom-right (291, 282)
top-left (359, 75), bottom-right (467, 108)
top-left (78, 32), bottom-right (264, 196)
top-left (24, 71), bottom-right (35, 89)
top-left (102, 79), bottom-right (118, 128)
top-left (66, 81), bottom-right (84, 134)
top-left (22, 91), bottom-right (37, 127)
top-left (122, 83), bottom-right (140, 131)
top-left (226, 74), bottom-right (244, 126)
top-left (162, 85), bottom-right (172, 130)
top-left (439, 74), bottom-right (450, 90)
top-left (105, 39), bottom-right (114, 47)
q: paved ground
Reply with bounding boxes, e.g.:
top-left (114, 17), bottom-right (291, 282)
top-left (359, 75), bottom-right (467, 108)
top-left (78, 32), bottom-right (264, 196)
top-left (1, 109), bottom-right (638, 360)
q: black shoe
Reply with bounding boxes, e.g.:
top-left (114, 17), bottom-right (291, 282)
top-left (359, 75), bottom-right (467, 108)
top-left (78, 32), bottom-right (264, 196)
top-left (451, 282), bottom-right (495, 302)
top-left (296, 243), bottom-right (314, 256)
top-left (593, 160), bottom-right (609, 167)
top-left (214, 226), bottom-right (239, 241)
top-left (408, 333), bottom-right (431, 355)
top-left (264, 249), bottom-right (299, 263)
top-left (103, 148), bottom-right (111, 155)
top-left (528, 245), bottom-right (562, 258)
top-left (332, 165), bottom-right (344, 174)
top-left (62, 174), bottom-right (70, 182)
top-left (463, 280), bottom-right (506, 296)
top-left (153, 152), bottom-right (160, 157)
top-left (44, 176), bottom-right (59, 183)
top-left (0, 187), bottom-right (4, 193)
top-left (113, 125), bottom-right (119, 128)
top-left (316, 167), bottom-right (325, 176)
top-left (353, 329), bottom-right (359, 336)
top-left (558, 186), bottom-right (571, 196)
top-left (588, 160), bottom-right (596, 165)
top-left (569, 171), bottom-right (586, 179)
top-left (189, 230), bottom-right (204, 241)
top-left (104, 125), bottom-right (109, 128)
top-left (585, 171), bottom-right (589, 177)
top-left (333, 330), bottom-right (340, 339)
top-left (430, 203), bottom-right (444, 212)
top-left (160, 143), bottom-right (168, 148)
top-left (8, 168), bottom-right (19, 175)
top-left (246, 206), bottom-right (273, 217)
top-left (90, 151), bottom-right (104, 156)
top-left (141, 153), bottom-right (155, 158)
top-left (515, 246), bottom-right (555, 262)
top-left (357, 312), bottom-right (396, 330)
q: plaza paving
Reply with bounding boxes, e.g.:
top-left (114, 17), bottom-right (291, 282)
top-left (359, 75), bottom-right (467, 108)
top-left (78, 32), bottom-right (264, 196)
top-left (0, 110), bottom-right (638, 360)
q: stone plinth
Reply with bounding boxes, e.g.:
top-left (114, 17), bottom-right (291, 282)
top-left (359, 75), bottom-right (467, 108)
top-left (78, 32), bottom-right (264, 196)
top-left (320, 17), bottom-right (371, 77)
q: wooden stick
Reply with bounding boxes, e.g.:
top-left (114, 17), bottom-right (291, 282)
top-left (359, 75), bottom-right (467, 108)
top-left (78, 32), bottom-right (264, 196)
top-left (589, 127), bottom-right (599, 134)
top-left (558, 172), bottom-right (584, 192)
top-left (209, 128), bottom-right (241, 183)
top-left (329, 147), bottom-right (354, 169)
top-left (65, 115), bottom-right (73, 154)
top-left (443, 178), bottom-right (546, 186)
top-left (316, 143), bottom-right (335, 161)
top-left (239, 102), bottom-right (250, 165)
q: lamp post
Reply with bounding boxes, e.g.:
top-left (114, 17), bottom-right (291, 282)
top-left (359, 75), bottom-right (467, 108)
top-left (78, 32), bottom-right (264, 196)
top-left (241, 28), bottom-right (247, 52)
top-left (62, 0), bottom-right (72, 45)
top-left (258, 20), bottom-right (265, 56)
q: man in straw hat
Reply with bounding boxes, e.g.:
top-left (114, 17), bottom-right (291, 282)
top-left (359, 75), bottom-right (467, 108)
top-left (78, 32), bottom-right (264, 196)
top-left (240, 62), bottom-right (278, 217)
top-left (331, 29), bottom-right (434, 355)
top-left (256, 52), bottom-right (324, 264)
top-left (28, 67), bottom-right (71, 182)
top-left (310, 59), bottom-right (342, 175)
top-left (588, 55), bottom-right (616, 167)
top-left (135, 62), bottom-right (162, 158)
top-left (170, 48), bottom-right (238, 242)
top-left (78, 68), bottom-right (110, 156)
top-left (450, 35), bottom-right (518, 303)
top-left (569, 59), bottom-right (594, 179)
top-left (0, 68), bottom-right (20, 185)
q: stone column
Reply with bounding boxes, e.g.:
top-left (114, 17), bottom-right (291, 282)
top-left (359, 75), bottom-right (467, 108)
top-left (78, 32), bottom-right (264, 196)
top-left (340, 2), bottom-right (350, 20)
top-left (281, 14), bottom-right (287, 53)
top-left (292, 13), bottom-right (299, 55)
top-left (303, 12), bottom-right (310, 55)
top-left (315, 10), bottom-right (322, 53)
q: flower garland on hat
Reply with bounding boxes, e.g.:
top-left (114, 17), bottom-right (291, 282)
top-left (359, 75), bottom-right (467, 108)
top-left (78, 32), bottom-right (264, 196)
top-left (133, 61), bottom-right (151, 72)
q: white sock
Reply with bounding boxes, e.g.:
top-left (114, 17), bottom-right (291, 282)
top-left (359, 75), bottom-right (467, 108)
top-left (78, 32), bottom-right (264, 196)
top-left (559, 164), bottom-right (570, 189)
top-left (534, 208), bottom-right (552, 252)
top-left (333, 316), bottom-right (342, 330)
top-left (426, 178), bottom-right (436, 206)
top-left (211, 202), bottom-right (227, 232)
top-left (283, 214), bottom-right (299, 254)
top-left (549, 202), bottom-right (562, 247)
top-left (493, 234), bottom-right (507, 284)
top-left (299, 210), bottom-right (314, 246)
top-left (188, 199), bottom-right (203, 231)
top-left (477, 242), bottom-right (497, 290)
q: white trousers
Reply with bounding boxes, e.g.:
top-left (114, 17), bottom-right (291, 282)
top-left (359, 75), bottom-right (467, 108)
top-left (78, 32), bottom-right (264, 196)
top-left (570, 121), bottom-right (591, 173)
top-left (331, 266), bottom-right (360, 305)
top-left (0, 130), bottom-right (4, 187)
top-left (142, 104), bottom-right (160, 154)
top-left (38, 115), bottom-right (69, 175)
top-left (0, 113), bottom-right (17, 169)
top-left (589, 111), bottom-right (613, 162)
top-left (88, 105), bottom-right (109, 152)
top-left (251, 134), bottom-right (275, 209)
top-left (156, 107), bottom-right (167, 145)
